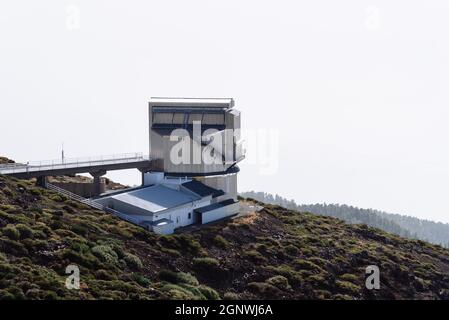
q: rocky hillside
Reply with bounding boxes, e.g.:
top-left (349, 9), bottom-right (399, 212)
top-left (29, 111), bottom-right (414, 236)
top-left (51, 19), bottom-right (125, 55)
top-left (1, 172), bottom-right (449, 299)
top-left (240, 191), bottom-right (449, 247)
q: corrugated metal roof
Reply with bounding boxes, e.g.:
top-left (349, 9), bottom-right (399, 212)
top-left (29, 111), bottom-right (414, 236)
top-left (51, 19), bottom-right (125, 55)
top-left (182, 180), bottom-right (225, 198)
top-left (149, 97), bottom-right (234, 109)
top-left (111, 185), bottom-right (200, 213)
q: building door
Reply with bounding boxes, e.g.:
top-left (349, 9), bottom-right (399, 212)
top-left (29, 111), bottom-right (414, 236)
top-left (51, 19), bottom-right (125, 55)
top-left (194, 211), bottom-right (202, 224)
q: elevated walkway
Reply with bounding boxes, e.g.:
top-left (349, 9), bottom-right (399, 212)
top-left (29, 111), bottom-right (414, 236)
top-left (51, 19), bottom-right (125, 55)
top-left (0, 153), bottom-right (151, 178)
top-left (0, 153), bottom-right (152, 196)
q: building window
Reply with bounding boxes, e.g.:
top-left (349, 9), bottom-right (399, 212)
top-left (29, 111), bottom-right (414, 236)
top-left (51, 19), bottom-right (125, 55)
top-left (188, 212), bottom-right (192, 219)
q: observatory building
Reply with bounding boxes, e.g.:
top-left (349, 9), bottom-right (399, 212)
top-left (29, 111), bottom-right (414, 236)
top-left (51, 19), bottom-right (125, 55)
top-left (147, 97), bottom-right (244, 199)
top-left (97, 98), bottom-right (245, 234)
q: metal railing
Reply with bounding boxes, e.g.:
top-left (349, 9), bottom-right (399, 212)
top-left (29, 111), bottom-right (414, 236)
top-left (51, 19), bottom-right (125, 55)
top-left (105, 207), bottom-right (141, 225)
top-left (47, 182), bottom-right (141, 225)
top-left (47, 183), bottom-right (104, 210)
top-left (0, 152), bottom-right (150, 175)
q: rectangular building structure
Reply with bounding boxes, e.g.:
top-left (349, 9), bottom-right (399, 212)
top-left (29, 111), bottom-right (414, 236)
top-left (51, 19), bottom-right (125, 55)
top-left (97, 98), bottom-right (245, 234)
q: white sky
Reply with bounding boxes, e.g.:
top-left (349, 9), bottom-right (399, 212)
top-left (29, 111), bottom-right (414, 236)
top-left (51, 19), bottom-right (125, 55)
top-left (1, 1), bottom-right (449, 222)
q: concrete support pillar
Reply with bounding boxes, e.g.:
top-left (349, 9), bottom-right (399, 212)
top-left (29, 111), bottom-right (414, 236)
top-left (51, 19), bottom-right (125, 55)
top-left (138, 168), bottom-right (148, 186)
top-left (36, 176), bottom-right (47, 188)
top-left (89, 170), bottom-right (107, 197)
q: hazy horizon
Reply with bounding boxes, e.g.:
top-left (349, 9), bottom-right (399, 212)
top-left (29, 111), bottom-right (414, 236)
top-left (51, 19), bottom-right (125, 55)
top-left (2, 1), bottom-right (449, 223)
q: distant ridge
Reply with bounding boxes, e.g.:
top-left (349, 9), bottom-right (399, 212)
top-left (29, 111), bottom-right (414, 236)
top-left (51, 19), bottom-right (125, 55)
top-left (239, 191), bottom-right (449, 247)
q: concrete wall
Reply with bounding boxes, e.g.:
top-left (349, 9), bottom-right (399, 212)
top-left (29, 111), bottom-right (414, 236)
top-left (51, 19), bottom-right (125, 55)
top-left (143, 172), bottom-right (165, 186)
top-left (152, 221), bottom-right (175, 235)
top-left (51, 181), bottom-right (106, 198)
top-left (158, 135), bottom-right (232, 174)
top-left (201, 202), bottom-right (240, 225)
top-left (153, 198), bottom-right (211, 228)
top-left (197, 173), bottom-right (238, 200)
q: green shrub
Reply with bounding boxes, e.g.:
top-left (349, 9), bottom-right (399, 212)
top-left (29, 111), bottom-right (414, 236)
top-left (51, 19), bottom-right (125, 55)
top-left (294, 259), bottom-right (323, 273)
top-left (3, 225), bottom-right (20, 240)
top-left (160, 283), bottom-right (199, 300)
top-left (192, 257), bottom-right (219, 270)
top-left (95, 269), bottom-right (117, 280)
top-left (223, 292), bottom-right (239, 300)
top-left (176, 235), bottom-right (203, 254)
top-left (1, 204), bottom-right (21, 214)
top-left (339, 273), bottom-right (358, 283)
top-left (124, 253), bottom-right (143, 270)
top-left (2, 187), bottom-right (13, 196)
top-left (335, 280), bottom-right (360, 294)
top-left (62, 205), bottom-right (75, 214)
top-left (91, 245), bottom-right (119, 265)
top-left (334, 294), bottom-right (353, 300)
top-left (284, 244), bottom-right (299, 256)
top-left (131, 273), bottom-right (151, 287)
top-left (29, 188), bottom-right (42, 196)
top-left (62, 249), bottom-right (98, 268)
top-left (213, 235), bottom-right (230, 249)
top-left (243, 250), bottom-right (267, 263)
top-left (70, 224), bottom-right (89, 236)
top-left (159, 235), bottom-right (180, 249)
top-left (7, 286), bottom-right (26, 300)
top-left (158, 269), bottom-right (179, 283)
top-left (16, 224), bottom-right (33, 239)
top-left (264, 265), bottom-right (303, 286)
top-left (66, 200), bottom-right (82, 209)
top-left (50, 220), bottom-right (63, 230)
top-left (308, 274), bottom-right (328, 286)
top-left (247, 282), bottom-right (281, 296)
top-left (266, 275), bottom-right (291, 290)
top-left (159, 270), bottom-right (199, 286)
top-left (314, 289), bottom-right (332, 299)
top-left (0, 262), bottom-right (15, 274)
top-left (0, 239), bottom-right (28, 256)
top-left (0, 289), bottom-right (15, 300)
top-left (29, 205), bottom-right (43, 214)
top-left (198, 285), bottom-right (220, 300)
top-left (69, 240), bottom-right (90, 253)
top-left (111, 244), bottom-right (126, 259)
top-left (160, 247), bottom-right (181, 257)
top-left (25, 289), bottom-right (42, 299)
top-left (105, 280), bottom-right (138, 293)
top-left (49, 194), bottom-right (63, 202)
top-left (52, 210), bottom-right (64, 217)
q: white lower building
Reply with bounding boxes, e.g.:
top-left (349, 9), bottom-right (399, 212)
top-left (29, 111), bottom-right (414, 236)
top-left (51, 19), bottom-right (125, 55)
top-left (96, 173), bottom-right (239, 234)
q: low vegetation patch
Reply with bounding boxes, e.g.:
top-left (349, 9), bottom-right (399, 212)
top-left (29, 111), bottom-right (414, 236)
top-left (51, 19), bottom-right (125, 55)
top-left (1, 170), bottom-right (449, 300)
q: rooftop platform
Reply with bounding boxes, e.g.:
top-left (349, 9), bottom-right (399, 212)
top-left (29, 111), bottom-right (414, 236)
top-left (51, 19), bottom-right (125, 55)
top-left (108, 184), bottom-right (200, 214)
top-left (149, 97), bottom-right (234, 109)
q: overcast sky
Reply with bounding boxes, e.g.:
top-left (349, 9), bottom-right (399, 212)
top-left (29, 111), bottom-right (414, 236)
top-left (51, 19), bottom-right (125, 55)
top-left (1, 1), bottom-right (449, 223)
